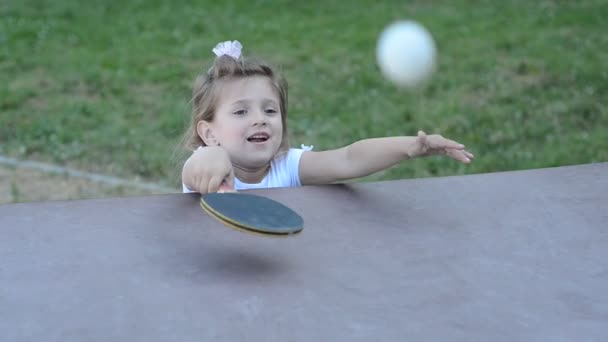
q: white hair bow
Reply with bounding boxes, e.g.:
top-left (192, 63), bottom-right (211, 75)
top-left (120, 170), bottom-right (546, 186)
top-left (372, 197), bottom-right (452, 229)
top-left (212, 40), bottom-right (242, 59)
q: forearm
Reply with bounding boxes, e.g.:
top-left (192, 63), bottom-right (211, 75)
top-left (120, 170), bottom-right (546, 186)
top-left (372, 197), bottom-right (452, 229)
top-left (344, 137), bottom-right (418, 178)
top-left (180, 146), bottom-right (233, 192)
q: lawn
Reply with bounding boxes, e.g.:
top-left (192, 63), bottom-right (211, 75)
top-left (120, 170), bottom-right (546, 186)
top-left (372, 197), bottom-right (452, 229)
top-left (1, 0), bottom-right (607, 191)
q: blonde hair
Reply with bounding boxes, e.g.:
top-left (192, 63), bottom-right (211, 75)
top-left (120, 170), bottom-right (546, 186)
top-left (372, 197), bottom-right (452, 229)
top-left (182, 54), bottom-right (290, 153)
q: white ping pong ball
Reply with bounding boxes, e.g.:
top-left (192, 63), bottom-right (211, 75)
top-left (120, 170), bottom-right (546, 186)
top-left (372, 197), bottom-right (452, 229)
top-left (376, 20), bottom-right (437, 88)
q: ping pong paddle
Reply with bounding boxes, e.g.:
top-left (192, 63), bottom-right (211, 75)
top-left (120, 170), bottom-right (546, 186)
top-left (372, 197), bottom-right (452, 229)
top-left (200, 192), bottom-right (304, 237)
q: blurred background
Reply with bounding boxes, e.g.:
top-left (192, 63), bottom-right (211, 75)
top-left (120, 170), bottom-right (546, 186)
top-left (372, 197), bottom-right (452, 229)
top-left (1, 0), bottom-right (606, 204)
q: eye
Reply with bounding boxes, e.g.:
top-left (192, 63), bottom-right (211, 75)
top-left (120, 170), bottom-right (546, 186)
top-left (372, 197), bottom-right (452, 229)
top-left (265, 108), bottom-right (278, 115)
top-left (233, 109), bottom-right (247, 115)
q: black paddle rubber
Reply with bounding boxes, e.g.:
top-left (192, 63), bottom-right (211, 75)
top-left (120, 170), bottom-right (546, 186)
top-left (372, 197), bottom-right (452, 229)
top-left (200, 193), bottom-right (304, 236)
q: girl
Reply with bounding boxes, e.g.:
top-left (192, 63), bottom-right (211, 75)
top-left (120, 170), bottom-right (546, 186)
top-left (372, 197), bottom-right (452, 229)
top-left (182, 40), bottom-right (474, 194)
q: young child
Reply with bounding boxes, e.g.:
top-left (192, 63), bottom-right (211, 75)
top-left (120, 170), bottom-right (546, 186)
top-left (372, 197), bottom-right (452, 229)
top-left (182, 40), bottom-right (474, 194)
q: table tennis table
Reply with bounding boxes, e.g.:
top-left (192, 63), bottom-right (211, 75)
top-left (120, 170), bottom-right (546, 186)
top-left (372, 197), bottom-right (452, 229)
top-left (1, 163), bottom-right (607, 341)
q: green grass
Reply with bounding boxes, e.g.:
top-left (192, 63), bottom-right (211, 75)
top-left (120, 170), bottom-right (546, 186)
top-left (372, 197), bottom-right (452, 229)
top-left (1, 0), bottom-right (607, 188)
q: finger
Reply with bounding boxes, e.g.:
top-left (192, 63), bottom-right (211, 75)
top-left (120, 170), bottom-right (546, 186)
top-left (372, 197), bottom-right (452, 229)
top-left (197, 175), bottom-right (211, 194)
top-left (224, 168), bottom-right (235, 188)
top-left (433, 136), bottom-right (465, 150)
top-left (447, 149), bottom-right (471, 163)
top-left (207, 175), bottom-right (223, 194)
top-left (464, 151), bottom-right (475, 159)
top-left (218, 182), bottom-right (237, 193)
top-left (217, 170), bottom-right (236, 193)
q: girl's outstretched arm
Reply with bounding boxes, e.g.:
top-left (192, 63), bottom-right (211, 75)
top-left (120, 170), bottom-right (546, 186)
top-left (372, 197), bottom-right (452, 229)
top-left (299, 131), bottom-right (474, 185)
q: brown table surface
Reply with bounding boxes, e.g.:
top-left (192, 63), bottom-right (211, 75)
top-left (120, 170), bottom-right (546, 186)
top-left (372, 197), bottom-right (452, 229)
top-left (1, 163), bottom-right (607, 341)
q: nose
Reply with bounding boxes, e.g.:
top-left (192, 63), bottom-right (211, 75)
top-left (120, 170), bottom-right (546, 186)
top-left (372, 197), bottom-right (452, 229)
top-left (251, 110), bottom-right (268, 126)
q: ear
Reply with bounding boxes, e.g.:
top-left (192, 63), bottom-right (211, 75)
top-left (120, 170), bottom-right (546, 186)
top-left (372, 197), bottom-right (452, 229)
top-left (197, 120), bottom-right (219, 146)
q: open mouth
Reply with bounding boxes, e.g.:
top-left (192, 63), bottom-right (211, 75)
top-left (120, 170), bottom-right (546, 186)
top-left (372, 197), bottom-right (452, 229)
top-left (247, 133), bottom-right (270, 143)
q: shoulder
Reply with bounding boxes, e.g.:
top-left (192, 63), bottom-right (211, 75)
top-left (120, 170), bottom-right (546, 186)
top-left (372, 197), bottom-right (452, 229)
top-left (267, 146), bottom-right (314, 187)
top-left (274, 145), bottom-right (313, 166)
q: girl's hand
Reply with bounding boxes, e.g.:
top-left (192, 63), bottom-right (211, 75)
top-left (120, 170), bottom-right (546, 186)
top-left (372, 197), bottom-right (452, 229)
top-left (410, 131), bottom-right (474, 164)
top-left (182, 146), bottom-right (236, 194)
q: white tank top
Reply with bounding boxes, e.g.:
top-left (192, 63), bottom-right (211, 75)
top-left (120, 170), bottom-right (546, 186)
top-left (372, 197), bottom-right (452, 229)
top-left (182, 145), bottom-right (313, 193)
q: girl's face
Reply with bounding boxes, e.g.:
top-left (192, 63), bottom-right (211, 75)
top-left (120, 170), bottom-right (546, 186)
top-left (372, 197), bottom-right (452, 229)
top-left (200, 76), bottom-right (284, 169)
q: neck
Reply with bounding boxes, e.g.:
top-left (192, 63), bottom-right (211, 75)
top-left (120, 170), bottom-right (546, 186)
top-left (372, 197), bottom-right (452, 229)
top-left (232, 162), bottom-right (270, 184)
